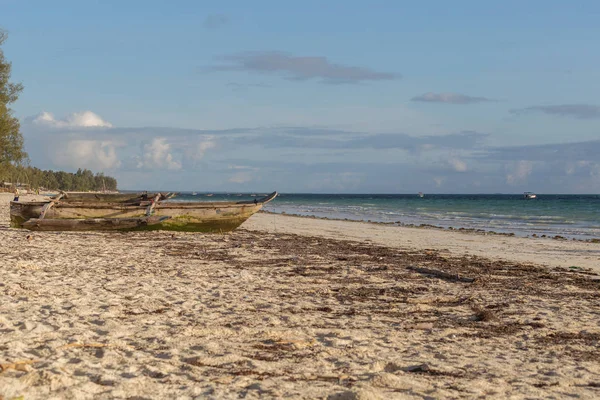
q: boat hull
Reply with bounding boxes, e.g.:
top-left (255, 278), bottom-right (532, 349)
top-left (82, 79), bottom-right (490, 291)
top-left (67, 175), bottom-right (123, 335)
top-left (22, 216), bottom-right (171, 232)
top-left (10, 192), bottom-right (276, 233)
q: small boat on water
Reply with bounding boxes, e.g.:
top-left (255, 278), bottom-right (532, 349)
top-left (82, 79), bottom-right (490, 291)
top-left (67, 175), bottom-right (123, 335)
top-left (10, 191), bottom-right (277, 232)
top-left (418, 192), bottom-right (424, 198)
top-left (192, 192), bottom-right (197, 196)
top-left (524, 192), bottom-right (537, 199)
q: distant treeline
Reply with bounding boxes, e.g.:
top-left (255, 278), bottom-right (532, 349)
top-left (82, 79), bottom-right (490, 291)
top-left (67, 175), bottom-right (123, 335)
top-left (1, 166), bottom-right (118, 191)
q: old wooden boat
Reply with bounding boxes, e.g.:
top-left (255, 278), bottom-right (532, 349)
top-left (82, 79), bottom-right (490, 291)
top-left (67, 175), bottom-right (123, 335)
top-left (11, 192), bottom-right (277, 232)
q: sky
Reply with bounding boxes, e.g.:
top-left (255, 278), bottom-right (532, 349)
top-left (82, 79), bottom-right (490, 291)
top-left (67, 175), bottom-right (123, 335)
top-left (1, 0), bottom-right (599, 193)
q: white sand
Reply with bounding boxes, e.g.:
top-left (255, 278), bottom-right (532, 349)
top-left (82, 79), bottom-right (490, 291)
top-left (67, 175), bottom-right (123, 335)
top-left (2, 193), bottom-right (600, 399)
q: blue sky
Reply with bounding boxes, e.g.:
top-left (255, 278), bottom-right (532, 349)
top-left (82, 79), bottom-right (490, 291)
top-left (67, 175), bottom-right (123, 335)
top-left (2, 0), bottom-right (599, 192)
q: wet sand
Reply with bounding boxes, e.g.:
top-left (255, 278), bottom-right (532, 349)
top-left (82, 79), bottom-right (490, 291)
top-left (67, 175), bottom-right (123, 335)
top-left (1, 193), bottom-right (599, 399)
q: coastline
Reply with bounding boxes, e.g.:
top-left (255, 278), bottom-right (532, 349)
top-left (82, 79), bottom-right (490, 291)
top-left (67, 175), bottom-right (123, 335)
top-left (263, 193), bottom-right (600, 242)
top-left (2, 193), bottom-right (600, 399)
top-left (260, 210), bottom-right (600, 243)
top-left (250, 211), bottom-right (600, 272)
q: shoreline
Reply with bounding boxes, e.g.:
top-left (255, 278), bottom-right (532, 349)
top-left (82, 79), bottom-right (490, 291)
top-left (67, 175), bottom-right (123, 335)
top-left (260, 210), bottom-right (600, 243)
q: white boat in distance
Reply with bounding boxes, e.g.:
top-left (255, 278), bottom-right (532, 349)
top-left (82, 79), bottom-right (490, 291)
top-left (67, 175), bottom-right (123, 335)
top-left (524, 192), bottom-right (537, 199)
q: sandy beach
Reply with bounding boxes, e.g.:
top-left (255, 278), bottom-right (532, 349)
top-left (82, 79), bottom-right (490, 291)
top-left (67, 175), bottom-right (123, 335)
top-left (1, 193), bottom-right (600, 399)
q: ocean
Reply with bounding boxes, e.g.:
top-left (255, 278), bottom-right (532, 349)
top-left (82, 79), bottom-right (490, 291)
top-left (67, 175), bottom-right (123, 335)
top-left (167, 193), bottom-right (600, 240)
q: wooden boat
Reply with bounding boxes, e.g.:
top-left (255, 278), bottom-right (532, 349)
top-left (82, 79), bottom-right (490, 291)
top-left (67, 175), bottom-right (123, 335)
top-left (11, 192), bottom-right (277, 233)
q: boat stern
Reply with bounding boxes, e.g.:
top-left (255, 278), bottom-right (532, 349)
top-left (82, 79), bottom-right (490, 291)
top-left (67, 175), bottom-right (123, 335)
top-left (9, 201), bottom-right (46, 228)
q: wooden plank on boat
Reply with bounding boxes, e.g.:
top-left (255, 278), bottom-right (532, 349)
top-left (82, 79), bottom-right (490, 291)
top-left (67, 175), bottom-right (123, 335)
top-left (146, 193), bottom-right (162, 216)
top-left (39, 193), bottom-right (64, 219)
top-left (22, 216), bottom-right (171, 231)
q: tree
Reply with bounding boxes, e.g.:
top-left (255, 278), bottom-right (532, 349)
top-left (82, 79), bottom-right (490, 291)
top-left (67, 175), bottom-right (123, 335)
top-left (0, 29), bottom-right (27, 169)
top-left (0, 30), bottom-right (120, 192)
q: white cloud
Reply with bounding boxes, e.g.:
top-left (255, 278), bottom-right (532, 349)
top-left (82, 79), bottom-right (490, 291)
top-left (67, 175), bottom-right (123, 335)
top-left (184, 137), bottom-right (216, 166)
top-left (228, 171), bottom-right (253, 183)
top-left (227, 165), bottom-right (258, 184)
top-left (31, 111), bottom-right (113, 128)
top-left (566, 160), bottom-right (593, 175)
top-left (447, 157), bottom-right (467, 172)
top-left (306, 172), bottom-right (364, 191)
top-left (228, 165), bottom-right (258, 171)
top-left (506, 160), bottom-right (533, 185)
top-left (53, 140), bottom-right (121, 170)
top-left (137, 138), bottom-right (182, 170)
top-left (590, 164), bottom-right (600, 181)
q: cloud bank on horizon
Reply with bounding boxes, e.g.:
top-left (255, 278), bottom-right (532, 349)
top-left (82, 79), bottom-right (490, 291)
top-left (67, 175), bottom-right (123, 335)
top-left (21, 110), bottom-right (600, 194)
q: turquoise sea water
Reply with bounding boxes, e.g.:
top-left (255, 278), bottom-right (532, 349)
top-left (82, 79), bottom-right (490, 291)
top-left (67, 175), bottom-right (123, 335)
top-left (167, 193), bottom-right (600, 240)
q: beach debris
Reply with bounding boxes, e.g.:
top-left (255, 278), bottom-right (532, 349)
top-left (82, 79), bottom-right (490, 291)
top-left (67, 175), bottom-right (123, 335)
top-left (412, 322), bottom-right (434, 330)
top-left (407, 265), bottom-right (476, 283)
top-left (0, 359), bottom-right (39, 373)
top-left (472, 308), bottom-right (496, 322)
top-left (405, 363), bottom-right (430, 373)
top-left (327, 385), bottom-right (383, 400)
top-left (370, 372), bottom-right (413, 390)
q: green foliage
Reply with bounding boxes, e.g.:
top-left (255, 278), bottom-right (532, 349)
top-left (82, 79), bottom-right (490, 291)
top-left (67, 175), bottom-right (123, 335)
top-left (0, 29), bottom-right (27, 167)
top-left (0, 165), bottom-right (118, 191)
